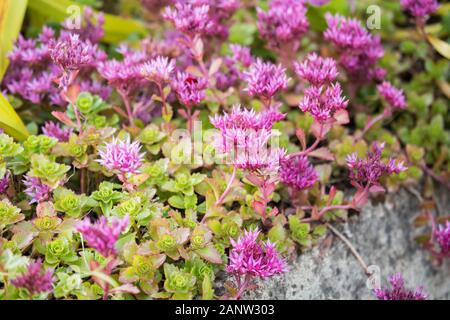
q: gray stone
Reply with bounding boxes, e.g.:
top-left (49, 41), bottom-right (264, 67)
top-left (238, 189), bottom-right (450, 300)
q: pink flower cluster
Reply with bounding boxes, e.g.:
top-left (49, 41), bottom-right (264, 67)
top-left (346, 142), bottom-right (407, 188)
top-left (280, 155), bottom-right (318, 191)
top-left (227, 229), bottom-right (287, 278)
top-left (215, 44), bottom-right (253, 91)
top-left (210, 105), bottom-right (285, 131)
top-left (210, 106), bottom-right (286, 174)
top-left (11, 259), bottom-right (54, 296)
top-left (295, 52), bottom-right (338, 86)
top-left (98, 45), bottom-right (148, 99)
top-left (295, 53), bottom-right (348, 122)
top-left (23, 176), bottom-right (52, 204)
top-left (434, 221), bottom-right (450, 258)
top-left (374, 273), bottom-right (427, 300)
top-left (377, 81), bottom-right (407, 110)
top-left (400, 0), bottom-right (439, 19)
top-left (163, 3), bottom-right (213, 37)
top-left (163, 0), bottom-right (239, 39)
top-left (77, 216), bottom-right (129, 258)
top-left (141, 56), bottom-right (175, 86)
top-left (324, 14), bottom-right (385, 82)
top-left (4, 9), bottom-right (108, 105)
top-left (42, 121), bottom-right (72, 142)
top-left (98, 137), bottom-right (145, 176)
top-left (257, 0), bottom-right (309, 49)
top-left (172, 72), bottom-right (208, 107)
top-left (244, 59), bottom-right (289, 101)
top-left (49, 34), bottom-right (99, 72)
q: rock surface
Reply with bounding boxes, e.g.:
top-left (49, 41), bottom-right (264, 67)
top-left (241, 189), bottom-right (450, 300)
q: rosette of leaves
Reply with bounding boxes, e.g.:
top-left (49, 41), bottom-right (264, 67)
top-left (54, 271), bottom-right (82, 299)
top-left (120, 240), bottom-right (166, 295)
top-left (90, 182), bottom-right (125, 215)
top-left (0, 199), bottom-right (24, 231)
top-left (183, 257), bottom-right (215, 300)
top-left (53, 135), bottom-right (89, 167)
top-left (162, 263), bottom-right (197, 300)
top-left (169, 210), bottom-right (199, 231)
top-left (168, 193), bottom-right (206, 214)
top-left (42, 234), bottom-right (78, 267)
top-left (162, 172), bottom-right (206, 196)
top-left (54, 187), bottom-right (95, 218)
top-left (147, 218), bottom-right (190, 261)
top-left (74, 282), bottom-right (104, 300)
top-left (69, 92), bottom-right (118, 127)
top-left (139, 124), bottom-right (167, 155)
top-left (111, 192), bottom-right (161, 226)
top-left (11, 202), bottom-right (67, 250)
top-left (0, 133), bottom-right (23, 160)
top-left (189, 225), bottom-right (222, 264)
top-left (23, 135), bottom-right (57, 155)
top-left (0, 133), bottom-right (24, 174)
top-left (288, 215), bottom-right (327, 248)
top-left (28, 154), bottom-right (70, 189)
top-left (141, 159), bottom-right (169, 188)
top-left (207, 213), bottom-right (243, 245)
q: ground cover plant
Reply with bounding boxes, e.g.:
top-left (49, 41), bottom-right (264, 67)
top-left (0, 0), bottom-right (449, 300)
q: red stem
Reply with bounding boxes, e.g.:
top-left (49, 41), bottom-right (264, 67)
top-left (360, 113), bottom-right (385, 137)
top-left (118, 90), bottom-right (134, 126)
top-left (213, 166), bottom-right (237, 208)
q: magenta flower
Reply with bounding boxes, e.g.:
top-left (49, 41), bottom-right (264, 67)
top-left (42, 121), bottom-right (72, 142)
top-left (172, 72), bottom-right (207, 107)
top-left (163, 3), bottom-right (214, 37)
top-left (4, 30), bottom-right (63, 106)
top-left (0, 172), bottom-right (10, 194)
top-left (244, 59), bottom-right (289, 101)
top-left (257, 0), bottom-right (309, 49)
top-left (227, 229), bottom-right (287, 278)
top-left (141, 56), bottom-right (175, 85)
top-left (77, 216), bottom-right (129, 258)
top-left (324, 14), bottom-right (384, 82)
top-left (98, 137), bottom-right (145, 176)
top-left (346, 142), bottom-right (407, 188)
top-left (294, 52), bottom-right (338, 86)
top-left (400, 0), bottom-right (439, 18)
top-left (230, 44), bottom-right (253, 68)
top-left (23, 176), bottom-right (52, 205)
top-left (299, 83), bottom-right (348, 122)
top-left (231, 130), bottom-right (286, 174)
top-left (280, 155), bottom-right (318, 190)
top-left (374, 273), bottom-right (427, 300)
top-left (98, 45), bottom-right (148, 98)
top-left (210, 104), bottom-right (285, 132)
top-left (11, 259), bottom-right (54, 297)
top-left (49, 34), bottom-right (96, 71)
top-left (295, 53), bottom-right (348, 123)
top-left (434, 221), bottom-right (450, 258)
top-left (377, 81), bottom-right (407, 110)
top-left (163, 1), bottom-right (239, 39)
top-left (210, 106), bottom-right (286, 175)
top-left (324, 14), bottom-right (371, 49)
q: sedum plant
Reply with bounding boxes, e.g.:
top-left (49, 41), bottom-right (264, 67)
top-left (0, 0), bottom-right (447, 301)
